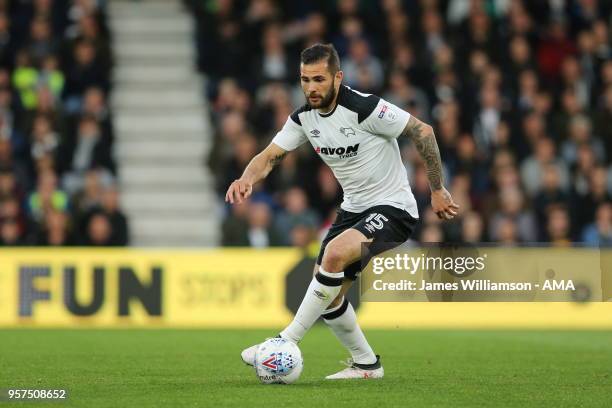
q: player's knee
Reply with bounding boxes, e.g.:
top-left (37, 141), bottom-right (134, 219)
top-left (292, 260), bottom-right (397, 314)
top-left (321, 243), bottom-right (346, 272)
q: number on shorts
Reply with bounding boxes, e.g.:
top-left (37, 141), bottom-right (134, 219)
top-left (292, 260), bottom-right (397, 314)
top-left (364, 213), bottom-right (389, 233)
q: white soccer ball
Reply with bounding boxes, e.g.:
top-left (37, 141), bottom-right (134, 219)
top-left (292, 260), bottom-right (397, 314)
top-left (254, 337), bottom-right (303, 384)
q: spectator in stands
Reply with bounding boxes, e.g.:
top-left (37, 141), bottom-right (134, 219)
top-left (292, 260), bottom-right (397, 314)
top-left (64, 39), bottom-right (109, 111)
top-left (12, 50), bottom-right (38, 109)
top-left (29, 114), bottom-right (58, 162)
top-left (27, 17), bottom-right (58, 65)
top-left (420, 223), bottom-right (443, 243)
top-left (222, 201), bottom-right (250, 247)
top-left (582, 203), bottom-right (612, 246)
top-left (246, 201), bottom-right (283, 248)
top-left (222, 200), bottom-right (283, 248)
top-left (496, 216), bottom-right (519, 245)
top-left (99, 186), bottom-right (128, 246)
top-left (60, 115), bottom-right (114, 193)
top-left (572, 144), bottom-right (598, 195)
top-left (382, 70), bottom-right (430, 122)
top-left (36, 208), bottom-right (74, 246)
top-left (0, 168), bottom-right (19, 200)
top-left (255, 23), bottom-right (292, 84)
top-left (533, 164), bottom-right (569, 240)
top-left (276, 187), bottom-right (319, 242)
top-left (76, 181), bottom-right (128, 247)
top-left (27, 170), bottom-right (67, 223)
top-left (561, 115), bottom-right (605, 166)
top-left (489, 187), bottom-right (537, 243)
top-left (341, 37), bottom-right (384, 93)
top-left (520, 137), bottom-right (569, 197)
top-left (82, 212), bottom-right (113, 246)
top-left (218, 131), bottom-right (258, 196)
top-left (461, 211), bottom-right (484, 243)
top-left (72, 169), bottom-right (103, 216)
top-left (575, 166), bottom-right (611, 233)
top-left (553, 89), bottom-right (585, 141)
top-left (0, 195), bottom-right (27, 239)
top-left (546, 205), bottom-right (572, 246)
top-left (79, 86), bottom-right (113, 145)
top-left (537, 20), bottom-right (576, 85)
top-left (37, 54), bottom-right (64, 101)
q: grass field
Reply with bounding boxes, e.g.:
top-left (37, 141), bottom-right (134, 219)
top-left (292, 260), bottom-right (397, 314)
top-left (1, 327), bottom-right (611, 407)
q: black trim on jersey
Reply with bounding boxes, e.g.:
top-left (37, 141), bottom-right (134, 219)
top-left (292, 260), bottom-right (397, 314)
top-left (290, 104), bottom-right (311, 126)
top-left (334, 85), bottom-right (380, 123)
top-left (318, 100), bottom-right (339, 118)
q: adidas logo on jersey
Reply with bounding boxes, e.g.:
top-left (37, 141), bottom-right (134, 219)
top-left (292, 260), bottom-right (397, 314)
top-left (315, 143), bottom-right (360, 159)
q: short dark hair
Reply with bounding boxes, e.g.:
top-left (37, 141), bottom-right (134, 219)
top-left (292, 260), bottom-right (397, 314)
top-left (300, 43), bottom-right (340, 73)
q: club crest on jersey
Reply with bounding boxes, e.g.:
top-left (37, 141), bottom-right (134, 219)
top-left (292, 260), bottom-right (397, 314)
top-left (378, 105), bottom-right (388, 119)
top-left (339, 127), bottom-right (355, 137)
top-left (314, 143), bottom-right (360, 158)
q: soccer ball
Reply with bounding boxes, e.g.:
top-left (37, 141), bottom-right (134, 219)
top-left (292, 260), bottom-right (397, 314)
top-left (254, 337), bottom-right (303, 384)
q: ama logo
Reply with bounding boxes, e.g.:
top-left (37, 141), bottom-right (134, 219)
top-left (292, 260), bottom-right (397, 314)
top-left (315, 143), bottom-right (359, 159)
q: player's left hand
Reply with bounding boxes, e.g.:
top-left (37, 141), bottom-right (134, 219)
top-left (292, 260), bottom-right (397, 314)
top-left (431, 187), bottom-right (459, 220)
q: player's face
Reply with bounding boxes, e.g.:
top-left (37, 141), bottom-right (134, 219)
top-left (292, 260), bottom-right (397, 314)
top-left (300, 61), bottom-right (340, 110)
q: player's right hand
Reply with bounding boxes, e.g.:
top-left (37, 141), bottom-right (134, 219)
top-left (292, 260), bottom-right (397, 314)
top-left (225, 179), bottom-right (253, 204)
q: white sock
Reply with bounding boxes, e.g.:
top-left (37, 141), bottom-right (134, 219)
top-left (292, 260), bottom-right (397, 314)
top-left (323, 298), bottom-right (377, 365)
top-left (280, 268), bottom-right (343, 343)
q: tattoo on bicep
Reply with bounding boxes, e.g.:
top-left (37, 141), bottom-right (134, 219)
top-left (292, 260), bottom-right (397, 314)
top-left (404, 118), bottom-right (443, 190)
top-left (402, 117), bottom-right (424, 140)
top-left (269, 152), bottom-right (287, 167)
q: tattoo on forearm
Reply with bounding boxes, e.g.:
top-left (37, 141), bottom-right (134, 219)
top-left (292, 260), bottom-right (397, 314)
top-left (269, 152), bottom-right (287, 167)
top-left (403, 118), bottom-right (443, 190)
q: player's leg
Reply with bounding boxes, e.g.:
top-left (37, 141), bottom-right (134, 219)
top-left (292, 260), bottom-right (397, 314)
top-left (323, 206), bottom-right (418, 379)
top-left (317, 261), bottom-right (384, 379)
top-left (279, 228), bottom-right (366, 343)
top-left (240, 211), bottom-right (353, 366)
top-left (322, 276), bottom-right (378, 363)
top-left (311, 262), bottom-right (378, 367)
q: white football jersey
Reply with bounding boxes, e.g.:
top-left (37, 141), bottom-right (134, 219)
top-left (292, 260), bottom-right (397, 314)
top-left (272, 85), bottom-right (419, 218)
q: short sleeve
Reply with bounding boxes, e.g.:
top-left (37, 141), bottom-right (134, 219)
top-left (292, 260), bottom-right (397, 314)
top-left (271, 116), bottom-right (308, 151)
top-left (360, 98), bottom-right (411, 139)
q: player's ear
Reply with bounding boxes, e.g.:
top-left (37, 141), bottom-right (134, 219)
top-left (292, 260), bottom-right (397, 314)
top-left (335, 70), bottom-right (343, 83)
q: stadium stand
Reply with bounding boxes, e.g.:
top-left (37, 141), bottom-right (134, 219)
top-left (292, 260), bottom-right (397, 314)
top-left (189, 0), bottom-right (612, 248)
top-left (0, 0), bottom-right (128, 246)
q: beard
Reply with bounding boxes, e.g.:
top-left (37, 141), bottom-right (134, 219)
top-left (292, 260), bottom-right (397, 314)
top-left (305, 79), bottom-right (336, 110)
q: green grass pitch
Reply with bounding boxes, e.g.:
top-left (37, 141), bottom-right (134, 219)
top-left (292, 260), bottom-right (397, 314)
top-left (1, 327), bottom-right (610, 407)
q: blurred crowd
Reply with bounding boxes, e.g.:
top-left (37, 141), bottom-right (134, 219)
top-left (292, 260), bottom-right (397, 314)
top-left (0, 0), bottom-right (128, 247)
top-left (190, 0), bottom-right (612, 249)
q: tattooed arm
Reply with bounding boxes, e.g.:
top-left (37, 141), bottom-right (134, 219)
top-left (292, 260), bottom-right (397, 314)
top-left (402, 116), bottom-right (443, 190)
top-left (226, 143), bottom-right (288, 204)
top-left (402, 116), bottom-right (459, 219)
